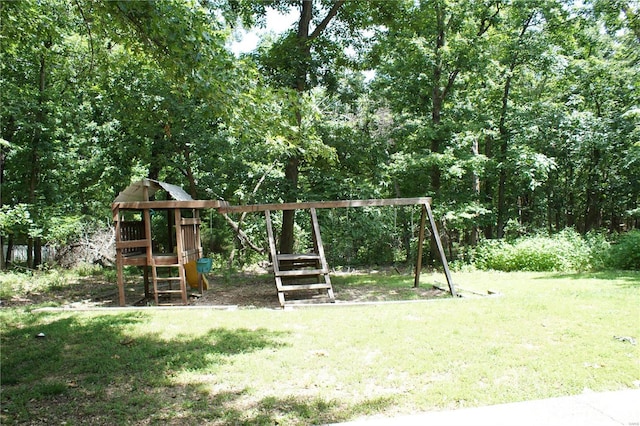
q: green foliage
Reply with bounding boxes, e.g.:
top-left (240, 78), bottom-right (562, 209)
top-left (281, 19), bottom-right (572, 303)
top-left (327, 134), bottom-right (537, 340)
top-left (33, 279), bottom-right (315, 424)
top-left (0, 268), bottom-right (67, 299)
top-left (470, 229), bottom-right (639, 272)
top-left (606, 230), bottom-right (640, 270)
top-left (319, 207), bottom-right (407, 267)
top-left (0, 204), bottom-right (40, 239)
top-left (471, 229), bottom-right (597, 272)
top-left (583, 231), bottom-right (611, 271)
top-left (1, 0), bottom-right (639, 271)
top-left (43, 215), bottom-right (86, 246)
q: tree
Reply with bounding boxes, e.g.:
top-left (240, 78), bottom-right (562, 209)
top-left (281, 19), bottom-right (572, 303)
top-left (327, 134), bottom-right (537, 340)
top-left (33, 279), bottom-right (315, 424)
top-left (1, 0), bottom-right (92, 267)
top-left (249, 0), bottom-right (346, 253)
top-left (372, 0), bottom-right (500, 197)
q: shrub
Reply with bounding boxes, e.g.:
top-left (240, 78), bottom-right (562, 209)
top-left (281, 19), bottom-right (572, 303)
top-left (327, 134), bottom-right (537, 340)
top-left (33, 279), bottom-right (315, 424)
top-left (0, 268), bottom-right (68, 299)
top-left (606, 230), bottom-right (640, 270)
top-left (584, 231), bottom-right (611, 270)
top-left (471, 229), bottom-right (593, 272)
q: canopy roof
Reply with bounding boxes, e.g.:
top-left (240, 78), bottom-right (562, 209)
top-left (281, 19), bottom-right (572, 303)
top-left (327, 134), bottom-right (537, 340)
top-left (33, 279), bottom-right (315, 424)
top-left (112, 179), bottom-right (227, 210)
top-left (114, 179), bottom-right (193, 203)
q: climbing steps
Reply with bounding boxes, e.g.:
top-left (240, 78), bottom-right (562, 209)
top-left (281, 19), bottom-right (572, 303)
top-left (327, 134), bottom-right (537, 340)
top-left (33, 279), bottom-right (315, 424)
top-left (265, 208), bottom-right (335, 307)
top-left (150, 261), bottom-right (186, 305)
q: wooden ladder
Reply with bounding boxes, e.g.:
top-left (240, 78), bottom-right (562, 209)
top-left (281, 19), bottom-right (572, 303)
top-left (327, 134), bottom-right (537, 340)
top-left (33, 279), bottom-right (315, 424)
top-left (149, 259), bottom-right (187, 305)
top-left (265, 208), bottom-right (335, 308)
top-left (146, 209), bottom-right (188, 305)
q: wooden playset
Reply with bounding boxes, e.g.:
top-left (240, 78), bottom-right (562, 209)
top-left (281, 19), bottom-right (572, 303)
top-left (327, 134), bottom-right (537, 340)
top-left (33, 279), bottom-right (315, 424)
top-left (113, 180), bottom-right (455, 307)
top-left (112, 179), bottom-right (225, 306)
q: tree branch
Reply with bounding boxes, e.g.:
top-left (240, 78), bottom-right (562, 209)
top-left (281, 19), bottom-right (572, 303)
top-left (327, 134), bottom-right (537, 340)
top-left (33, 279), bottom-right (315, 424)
top-left (225, 160), bottom-right (277, 257)
top-left (112, 2), bottom-right (169, 54)
top-left (309, 0), bottom-right (344, 40)
top-left (477, 2), bottom-right (501, 37)
top-left (222, 213), bottom-right (265, 254)
top-left (73, 0), bottom-right (94, 74)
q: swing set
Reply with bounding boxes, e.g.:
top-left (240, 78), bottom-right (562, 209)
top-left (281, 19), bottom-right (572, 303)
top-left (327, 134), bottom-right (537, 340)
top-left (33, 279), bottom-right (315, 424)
top-left (217, 198), bottom-right (456, 307)
top-left (113, 180), bottom-right (455, 307)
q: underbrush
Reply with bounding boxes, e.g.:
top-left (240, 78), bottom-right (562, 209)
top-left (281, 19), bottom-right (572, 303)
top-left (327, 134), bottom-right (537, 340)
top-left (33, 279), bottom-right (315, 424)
top-left (465, 228), bottom-right (638, 272)
top-left (607, 230), bottom-right (640, 270)
top-left (0, 263), bottom-right (119, 305)
top-left (0, 268), bottom-right (72, 301)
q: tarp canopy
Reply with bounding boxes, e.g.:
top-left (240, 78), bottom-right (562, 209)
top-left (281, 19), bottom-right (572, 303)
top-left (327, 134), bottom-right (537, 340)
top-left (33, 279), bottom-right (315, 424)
top-left (114, 179), bottom-right (193, 203)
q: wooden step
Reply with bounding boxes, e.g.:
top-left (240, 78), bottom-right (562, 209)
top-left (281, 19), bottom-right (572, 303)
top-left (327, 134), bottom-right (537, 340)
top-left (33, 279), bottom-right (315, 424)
top-left (156, 289), bottom-right (184, 295)
top-left (279, 283), bottom-right (332, 291)
top-left (265, 208), bottom-right (335, 308)
top-left (277, 253), bottom-right (321, 261)
top-left (275, 269), bottom-right (326, 277)
top-left (284, 298), bottom-right (336, 306)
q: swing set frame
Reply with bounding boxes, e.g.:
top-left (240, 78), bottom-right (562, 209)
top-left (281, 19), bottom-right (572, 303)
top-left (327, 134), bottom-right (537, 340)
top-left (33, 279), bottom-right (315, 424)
top-left (218, 197), bottom-right (457, 301)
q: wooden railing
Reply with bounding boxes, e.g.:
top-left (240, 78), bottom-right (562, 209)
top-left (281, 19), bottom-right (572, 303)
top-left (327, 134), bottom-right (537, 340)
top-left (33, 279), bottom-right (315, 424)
top-left (180, 217), bottom-right (202, 263)
top-left (117, 221), bottom-right (147, 255)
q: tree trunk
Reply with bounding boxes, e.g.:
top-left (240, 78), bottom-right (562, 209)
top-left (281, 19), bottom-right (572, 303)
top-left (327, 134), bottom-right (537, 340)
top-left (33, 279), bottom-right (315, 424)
top-left (5, 235), bottom-right (14, 266)
top-left (496, 13), bottom-right (533, 239)
top-left (278, 0), bottom-right (343, 254)
top-left (148, 133), bottom-right (163, 183)
top-left (181, 142), bottom-right (198, 199)
top-left (584, 147), bottom-right (601, 232)
top-left (28, 52), bottom-right (48, 268)
top-left (34, 237), bottom-right (42, 266)
top-left (430, 6), bottom-right (446, 197)
top-left (483, 134), bottom-right (494, 239)
top-left (584, 189), bottom-right (601, 232)
top-left (1, 125), bottom-right (6, 269)
top-left (27, 238), bottom-right (33, 268)
top-left (393, 182), bottom-right (412, 262)
top-left (279, 156), bottom-right (300, 253)
top-left (0, 235), bottom-right (4, 270)
top-left (278, 1), bottom-right (312, 254)
top-left (496, 73), bottom-right (512, 239)
top-left (470, 138), bottom-right (480, 245)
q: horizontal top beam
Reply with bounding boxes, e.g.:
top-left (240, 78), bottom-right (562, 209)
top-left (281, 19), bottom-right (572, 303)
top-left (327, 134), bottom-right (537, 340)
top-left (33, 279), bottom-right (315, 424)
top-left (218, 197), bottom-right (432, 213)
top-left (112, 198), bottom-right (432, 213)
top-left (112, 200), bottom-right (229, 210)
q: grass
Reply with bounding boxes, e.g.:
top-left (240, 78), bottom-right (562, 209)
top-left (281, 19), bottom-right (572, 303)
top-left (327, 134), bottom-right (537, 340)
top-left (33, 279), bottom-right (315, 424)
top-left (1, 270), bottom-right (639, 424)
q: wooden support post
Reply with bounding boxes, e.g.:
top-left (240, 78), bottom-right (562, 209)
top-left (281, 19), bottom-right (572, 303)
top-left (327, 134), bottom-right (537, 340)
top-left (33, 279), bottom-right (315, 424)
top-left (114, 206), bottom-right (126, 306)
top-left (174, 208), bottom-right (188, 304)
top-left (265, 210), bottom-right (286, 307)
top-left (310, 208), bottom-right (334, 302)
top-left (424, 202), bottom-right (456, 297)
top-left (144, 208), bottom-right (158, 305)
top-left (310, 208), bottom-right (328, 273)
top-left (144, 266), bottom-right (149, 299)
top-left (265, 210), bottom-right (278, 265)
top-left (414, 204), bottom-right (427, 288)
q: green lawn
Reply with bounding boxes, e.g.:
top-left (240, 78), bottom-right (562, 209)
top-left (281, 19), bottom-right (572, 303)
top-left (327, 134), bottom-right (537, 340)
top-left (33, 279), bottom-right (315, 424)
top-left (1, 270), bottom-right (639, 425)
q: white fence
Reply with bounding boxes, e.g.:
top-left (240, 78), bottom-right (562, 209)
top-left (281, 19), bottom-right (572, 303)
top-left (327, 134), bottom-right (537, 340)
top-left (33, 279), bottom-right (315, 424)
top-left (2, 245), bottom-right (57, 263)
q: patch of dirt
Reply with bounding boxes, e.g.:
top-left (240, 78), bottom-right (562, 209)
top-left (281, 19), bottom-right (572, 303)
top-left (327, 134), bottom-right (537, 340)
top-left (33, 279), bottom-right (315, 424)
top-left (1, 267), bottom-right (450, 309)
top-left (192, 273), bottom-right (283, 308)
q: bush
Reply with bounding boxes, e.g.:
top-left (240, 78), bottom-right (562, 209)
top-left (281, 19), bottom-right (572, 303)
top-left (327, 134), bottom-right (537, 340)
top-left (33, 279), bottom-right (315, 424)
top-left (471, 229), bottom-right (594, 272)
top-left (0, 268), bottom-right (68, 300)
top-left (606, 230), bottom-right (640, 270)
top-left (584, 231), bottom-right (611, 270)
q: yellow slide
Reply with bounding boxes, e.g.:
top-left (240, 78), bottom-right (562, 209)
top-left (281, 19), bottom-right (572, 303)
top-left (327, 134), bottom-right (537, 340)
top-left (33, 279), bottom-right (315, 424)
top-left (184, 260), bottom-right (209, 290)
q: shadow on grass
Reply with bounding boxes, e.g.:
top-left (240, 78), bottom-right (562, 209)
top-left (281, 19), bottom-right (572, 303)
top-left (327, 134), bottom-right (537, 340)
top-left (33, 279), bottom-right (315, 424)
top-left (536, 270), bottom-right (640, 287)
top-left (0, 311), bottom-right (396, 425)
